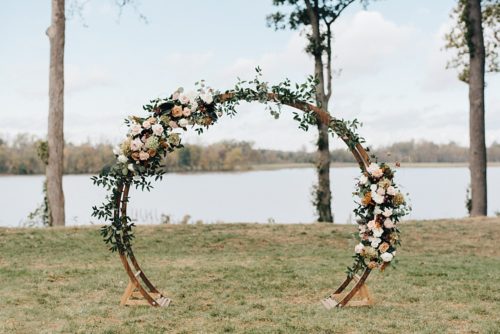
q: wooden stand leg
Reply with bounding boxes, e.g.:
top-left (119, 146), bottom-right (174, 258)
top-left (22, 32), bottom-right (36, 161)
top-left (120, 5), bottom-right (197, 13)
top-left (321, 269), bottom-right (374, 309)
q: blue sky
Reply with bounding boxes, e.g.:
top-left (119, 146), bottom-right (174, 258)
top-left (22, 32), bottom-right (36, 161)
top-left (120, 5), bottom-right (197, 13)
top-left (0, 0), bottom-right (498, 151)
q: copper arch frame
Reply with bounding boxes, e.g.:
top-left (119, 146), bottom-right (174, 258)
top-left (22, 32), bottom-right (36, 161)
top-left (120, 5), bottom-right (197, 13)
top-left (114, 92), bottom-right (372, 308)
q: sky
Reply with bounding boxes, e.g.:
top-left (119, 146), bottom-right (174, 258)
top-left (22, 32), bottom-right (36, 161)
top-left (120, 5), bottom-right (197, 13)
top-left (0, 0), bottom-right (499, 152)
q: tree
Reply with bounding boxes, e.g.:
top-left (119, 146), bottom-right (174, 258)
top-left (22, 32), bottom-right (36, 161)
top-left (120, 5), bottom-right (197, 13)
top-left (267, 0), bottom-right (366, 222)
top-left (445, 0), bottom-right (499, 216)
top-left (45, 0), bottom-right (145, 226)
top-left (46, 0), bottom-right (66, 226)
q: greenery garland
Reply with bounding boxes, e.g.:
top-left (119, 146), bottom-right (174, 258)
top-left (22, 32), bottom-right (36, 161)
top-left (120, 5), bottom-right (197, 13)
top-left (92, 68), bottom-right (410, 276)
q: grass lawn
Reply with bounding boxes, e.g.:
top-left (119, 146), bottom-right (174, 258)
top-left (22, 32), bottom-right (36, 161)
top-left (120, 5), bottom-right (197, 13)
top-left (1, 218), bottom-right (500, 333)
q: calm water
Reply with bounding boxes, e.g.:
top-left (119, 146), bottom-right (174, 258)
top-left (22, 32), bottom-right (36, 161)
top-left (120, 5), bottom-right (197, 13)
top-left (1, 167), bottom-right (499, 227)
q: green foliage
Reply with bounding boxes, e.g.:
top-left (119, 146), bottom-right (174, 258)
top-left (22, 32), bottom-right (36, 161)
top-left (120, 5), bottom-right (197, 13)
top-left (25, 180), bottom-right (51, 227)
top-left (35, 140), bottom-right (49, 165)
top-left (444, 0), bottom-right (500, 82)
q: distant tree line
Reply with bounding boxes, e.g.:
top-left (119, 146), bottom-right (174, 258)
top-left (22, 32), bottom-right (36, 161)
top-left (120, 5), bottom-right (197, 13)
top-left (1, 134), bottom-right (499, 175)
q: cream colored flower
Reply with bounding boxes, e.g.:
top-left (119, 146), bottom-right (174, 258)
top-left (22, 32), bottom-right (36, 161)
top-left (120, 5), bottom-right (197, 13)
top-left (384, 218), bottom-right (395, 229)
top-left (142, 120), bottom-right (151, 129)
top-left (383, 208), bottom-right (393, 217)
top-left (376, 187), bottom-right (386, 196)
top-left (182, 107), bottom-right (192, 117)
top-left (169, 120), bottom-right (179, 128)
top-left (130, 138), bottom-right (143, 151)
top-left (178, 118), bottom-right (189, 128)
top-left (381, 252), bottom-right (394, 262)
top-left (367, 219), bottom-right (376, 230)
top-left (359, 174), bottom-right (368, 185)
top-left (200, 92), bottom-right (213, 104)
top-left (355, 243), bottom-right (365, 254)
top-left (179, 93), bottom-right (190, 105)
top-left (152, 123), bottom-right (164, 136)
top-left (372, 226), bottom-right (384, 238)
top-left (130, 123), bottom-right (142, 136)
top-left (370, 237), bottom-right (381, 248)
top-left (387, 186), bottom-right (397, 196)
top-left (117, 155), bottom-right (128, 163)
top-left (367, 163), bottom-right (383, 178)
top-left (372, 192), bottom-right (385, 204)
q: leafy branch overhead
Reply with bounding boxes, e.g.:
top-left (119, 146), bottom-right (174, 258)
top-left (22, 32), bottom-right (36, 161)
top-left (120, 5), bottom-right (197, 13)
top-left (445, 0), bottom-right (499, 82)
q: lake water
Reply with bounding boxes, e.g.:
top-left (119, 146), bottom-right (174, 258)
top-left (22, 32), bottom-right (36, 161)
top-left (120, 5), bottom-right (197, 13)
top-left (1, 167), bottom-right (499, 227)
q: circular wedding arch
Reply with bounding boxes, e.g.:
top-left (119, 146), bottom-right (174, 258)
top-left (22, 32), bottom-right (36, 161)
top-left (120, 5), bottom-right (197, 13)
top-left (92, 77), bottom-right (408, 308)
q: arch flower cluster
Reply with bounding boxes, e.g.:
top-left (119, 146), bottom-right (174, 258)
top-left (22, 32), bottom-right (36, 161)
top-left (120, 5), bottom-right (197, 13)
top-left (113, 84), bottom-right (218, 176)
top-left (351, 162), bottom-right (410, 274)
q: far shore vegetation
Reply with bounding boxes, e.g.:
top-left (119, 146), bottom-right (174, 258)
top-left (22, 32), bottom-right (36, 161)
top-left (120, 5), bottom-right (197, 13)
top-left (1, 134), bottom-right (500, 175)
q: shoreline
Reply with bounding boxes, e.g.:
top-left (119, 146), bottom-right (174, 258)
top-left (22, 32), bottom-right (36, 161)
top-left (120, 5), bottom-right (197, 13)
top-left (1, 162), bottom-right (500, 177)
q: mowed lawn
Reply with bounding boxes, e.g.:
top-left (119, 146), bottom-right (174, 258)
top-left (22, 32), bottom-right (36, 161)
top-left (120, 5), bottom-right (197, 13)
top-left (1, 218), bottom-right (500, 333)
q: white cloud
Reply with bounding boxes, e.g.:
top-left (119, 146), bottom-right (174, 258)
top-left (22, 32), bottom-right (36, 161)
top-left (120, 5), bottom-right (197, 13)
top-left (66, 64), bottom-right (114, 94)
top-left (420, 20), bottom-right (464, 92)
top-left (333, 11), bottom-right (416, 78)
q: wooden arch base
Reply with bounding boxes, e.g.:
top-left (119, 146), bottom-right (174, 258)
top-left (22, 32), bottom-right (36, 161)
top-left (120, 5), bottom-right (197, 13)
top-left (119, 252), bottom-right (171, 307)
top-left (321, 268), bottom-right (373, 309)
top-left (113, 90), bottom-right (377, 308)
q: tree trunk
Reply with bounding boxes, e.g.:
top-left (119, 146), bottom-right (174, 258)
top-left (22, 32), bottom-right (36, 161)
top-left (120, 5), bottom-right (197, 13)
top-left (467, 0), bottom-right (487, 216)
top-left (306, 0), bottom-right (333, 222)
top-left (46, 0), bottom-right (66, 226)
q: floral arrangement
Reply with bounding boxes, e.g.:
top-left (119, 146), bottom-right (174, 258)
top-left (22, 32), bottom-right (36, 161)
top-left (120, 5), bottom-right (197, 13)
top-left (112, 82), bottom-right (218, 178)
top-left (349, 162), bottom-right (411, 275)
top-left (92, 69), bottom-right (410, 278)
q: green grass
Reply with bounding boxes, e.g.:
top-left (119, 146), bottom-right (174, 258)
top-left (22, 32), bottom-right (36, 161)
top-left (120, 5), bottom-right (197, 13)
top-left (1, 218), bottom-right (500, 333)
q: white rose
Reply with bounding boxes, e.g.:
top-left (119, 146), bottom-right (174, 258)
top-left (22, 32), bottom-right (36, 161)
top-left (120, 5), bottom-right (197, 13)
top-left (372, 192), bottom-right (385, 204)
top-left (152, 123), bottom-right (164, 136)
top-left (383, 208), bottom-right (393, 217)
top-left (372, 226), bottom-right (384, 238)
top-left (384, 218), bottom-right (395, 229)
top-left (367, 219), bottom-right (376, 230)
top-left (200, 92), bottom-right (213, 104)
top-left (381, 252), bottom-right (394, 262)
top-left (370, 237), bottom-right (381, 248)
top-left (359, 175), bottom-right (368, 185)
top-left (130, 123), bottom-right (142, 136)
top-left (182, 90), bottom-right (196, 103)
top-left (179, 93), bottom-right (190, 105)
top-left (130, 138), bottom-right (143, 151)
top-left (359, 224), bottom-right (367, 233)
top-left (387, 186), bottom-right (397, 196)
top-left (178, 118), bottom-right (189, 128)
top-left (374, 206), bottom-right (382, 215)
top-left (142, 120), bottom-right (151, 129)
top-left (117, 155), bottom-right (128, 163)
top-left (370, 184), bottom-right (377, 192)
top-left (354, 243), bottom-right (365, 254)
top-left (367, 163), bottom-right (384, 178)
